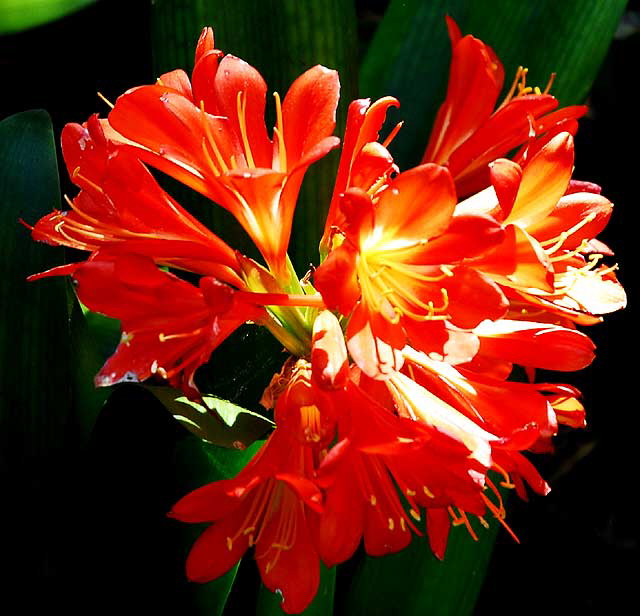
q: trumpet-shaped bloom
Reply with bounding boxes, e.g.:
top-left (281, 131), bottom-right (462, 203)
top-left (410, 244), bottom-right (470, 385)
top-left (458, 132), bottom-right (626, 322)
top-left (422, 17), bottom-right (587, 196)
top-left (320, 96), bottom-right (400, 255)
top-left (31, 116), bottom-right (243, 286)
top-left (106, 27), bottom-right (340, 279)
top-left (170, 428), bottom-right (323, 614)
top-left (315, 164), bottom-right (507, 377)
top-left (70, 254), bottom-right (265, 397)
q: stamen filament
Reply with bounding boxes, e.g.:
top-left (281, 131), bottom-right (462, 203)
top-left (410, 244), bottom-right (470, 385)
top-left (237, 91), bottom-right (256, 168)
top-left (273, 92), bottom-right (287, 172)
top-left (97, 91), bottom-right (115, 109)
top-left (200, 101), bottom-right (230, 173)
top-left (382, 121), bottom-right (404, 148)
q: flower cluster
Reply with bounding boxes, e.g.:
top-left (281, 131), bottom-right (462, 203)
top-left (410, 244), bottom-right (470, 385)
top-left (29, 19), bottom-right (625, 614)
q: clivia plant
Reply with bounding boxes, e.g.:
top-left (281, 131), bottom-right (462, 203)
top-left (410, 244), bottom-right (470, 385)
top-left (0, 1), bottom-right (628, 614)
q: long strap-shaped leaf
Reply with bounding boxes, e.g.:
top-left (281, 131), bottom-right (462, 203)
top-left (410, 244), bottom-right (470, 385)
top-left (339, 520), bottom-right (501, 616)
top-left (360, 0), bottom-right (627, 168)
top-left (0, 110), bottom-right (72, 600)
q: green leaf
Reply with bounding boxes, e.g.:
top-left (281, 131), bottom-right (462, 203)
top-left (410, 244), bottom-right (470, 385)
top-left (68, 294), bottom-right (119, 442)
top-left (338, 517), bottom-right (501, 616)
top-left (172, 432), bottom-right (265, 615)
top-left (0, 0), bottom-right (95, 34)
top-left (145, 385), bottom-right (274, 449)
top-left (0, 110), bottom-right (72, 592)
top-left (79, 383), bottom-right (264, 614)
top-left (360, 0), bottom-right (626, 168)
top-left (257, 563), bottom-right (336, 616)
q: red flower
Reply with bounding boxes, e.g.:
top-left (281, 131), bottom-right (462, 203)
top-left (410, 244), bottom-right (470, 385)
top-left (316, 376), bottom-right (490, 565)
top-left (70, 254), bottom-right (265, 397)
top-left (30, 115), bottom-right (243, 286)
top-left (172, 311), bottom-right (351, 612)
top-left (170, 428), bottom-right (323, 614)
top-left (105, 28), bottom-right (340, 280)
top-left (422, 17), bottom-right (587, 196)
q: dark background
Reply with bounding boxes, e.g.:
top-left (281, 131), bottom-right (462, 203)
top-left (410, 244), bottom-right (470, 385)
top-left (1, 1), bottom-right (637, 614)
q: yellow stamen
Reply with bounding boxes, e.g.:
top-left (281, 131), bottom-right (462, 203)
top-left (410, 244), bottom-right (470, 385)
top-left (237, 90), bottom-right (256, 168)
top-left (158, 328), bottom-right (204, 342)
top-left (72, 169), bottom-right (105, 194)
top-left (273, 91), bottom-right (287, 172)
top-left (541, 213), bottom-right (597, 254)
top-left (543, 72), bottom-right (556, 95)
top-left (97, 91), bottom-right (114, 109)
top-left (492, 463), bottom-right (517, 489)
top-left (200, 100), bottom-right (229, 173)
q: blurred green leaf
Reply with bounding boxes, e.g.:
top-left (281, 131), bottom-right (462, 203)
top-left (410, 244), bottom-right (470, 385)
top-left (145, 385), bottom-right (274, 449)
top-left (0, 110), bottom-right (72, 596)
top-left (339, 515), bottom-right (501, 616)
top-left (0, 0), bottom-right (95, 34)
top-left (361, 0), bottom-right (627, 168)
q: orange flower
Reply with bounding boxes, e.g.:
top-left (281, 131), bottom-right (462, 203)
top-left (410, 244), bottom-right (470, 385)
top-left (320, 96), bottom-right (400, 255)
top-left (315, 164), bottom-right (507, 377)
top-left (458, 132), bottom-right (627, 323)
top-left (422, 17), bottom-right (587, 196)
top-left (106, 28), bottom-right (340, 280)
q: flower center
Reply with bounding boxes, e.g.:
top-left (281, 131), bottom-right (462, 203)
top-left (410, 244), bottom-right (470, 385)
top-left (358, 249), bottom-right (452, 324)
